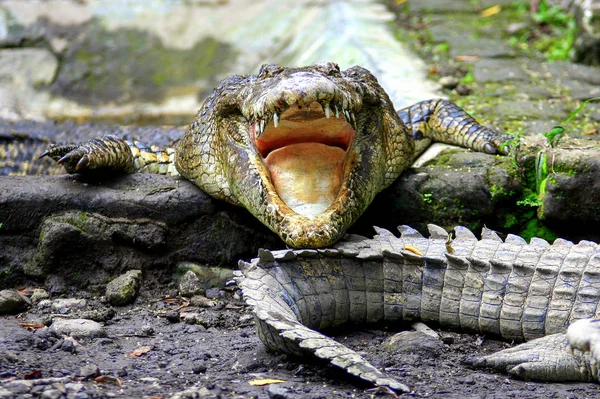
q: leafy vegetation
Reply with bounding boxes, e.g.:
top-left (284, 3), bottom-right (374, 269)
top-left (507, 0), bottom-right (577, 61)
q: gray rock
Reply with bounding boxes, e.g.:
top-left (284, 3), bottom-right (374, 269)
top-left (3, 380), bottom-right (32, 394)
top-left (473, 59), bottom-right (530, 83)
top-left (178, 270), bottom-right (203, 297)
top-left (50, 318), bottom-right (106, 339)
top-left (189, 295), bottom-right (215, 308)
top-left (268, 384), bottom-right (290, 399)
top-left (204, 288), bottom-right (222, 299)
top-left (105, 270), bottom-right (142, 306)
top-left (78, 365), bottom-right (100, 380)
top-left (30, 289), bottom-right (49, 304)
top-left (384, 331), bottom-right (445, 355)
top-left (176, 263), bottom-right (235, 291)
top-left (0, 48), bottom-right (58, 86)
top-left (41, 389), bottom-right (62, 399)
top-left (0, 289), bottom-right (30, 314)
top-left (52, 298), bottom-right (87, 311)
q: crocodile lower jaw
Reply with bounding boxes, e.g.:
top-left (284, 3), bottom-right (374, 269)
top-left (255, 102), bottom-right (355, 218)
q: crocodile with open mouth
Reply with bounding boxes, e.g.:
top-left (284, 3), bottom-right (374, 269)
top-left (40, 62), bottom-right (600, 391)
top-left (42, 62), bottom-right (510, 248)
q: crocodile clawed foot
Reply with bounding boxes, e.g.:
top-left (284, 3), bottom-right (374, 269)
top-left (40, 144), bottom-right (95, 174)
top-left (39, 136), bottom-right (133, 174)
top-left (465, 333), bottom-right (595, 382)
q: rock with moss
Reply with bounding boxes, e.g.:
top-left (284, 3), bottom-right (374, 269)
top-left (105, 270), bottom-right (143, 306)
top-left (0, 289), bottom-right (30, 314)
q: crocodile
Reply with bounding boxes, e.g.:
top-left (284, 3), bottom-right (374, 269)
top-left (37, 62), bottom-right (600, 391)
top-left (236, 224), bottom-right (600, 392)
top-left (40, 62), bottom-right (510, 248)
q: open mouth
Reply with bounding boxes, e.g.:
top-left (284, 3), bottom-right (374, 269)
top-left (251, 102), bottom-right (356, 218)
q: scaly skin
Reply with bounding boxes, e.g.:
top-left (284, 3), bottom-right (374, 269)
top-left (41, 62), bottom-right (511, 247)
top-left (237, 225), bottom-right (600, 391)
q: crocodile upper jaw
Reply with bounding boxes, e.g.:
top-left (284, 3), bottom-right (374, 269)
top-left (254, 102), bottom-right (356, 218)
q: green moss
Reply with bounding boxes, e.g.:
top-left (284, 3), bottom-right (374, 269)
top-left (519, 219), bottom-right (558, 242)
top-left (52, 18), bottom-right (236, 106)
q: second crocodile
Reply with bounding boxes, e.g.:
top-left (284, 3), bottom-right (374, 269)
top-left (237, 224), bottom-right (600, 392)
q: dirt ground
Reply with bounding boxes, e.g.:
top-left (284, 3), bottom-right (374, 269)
top-left (2, 281), bottom-right (600, 399)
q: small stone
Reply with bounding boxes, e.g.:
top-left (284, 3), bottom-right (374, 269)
top-left (165, 311), bottom-right (180, 323)
top-left (41, 389), bottom-right (62, 399)
top-left (189, 295), bottom-right (215, 308)
top-left (178, 270), bottom-right (203, 297)
top-left (141, 325), bottom-right (155, 336)
top-left (268, 384), bottom-right (290, 399)
top-left (50, 318), bottom-right (106, 339)
top-left (0, 289), bottom-right (30, 314)
top-left (105, 270), bottom-right (142, 306)
top-left (204, 288), bottom-right (222, 299)
top-left (438, 75), bottom-right (459, 90)
top-left (4, 380), bottom-right (32, 394)
top-left (52, 298), bottom-right (87, 311)
top-left (192, 364), bottom-right (207, 374)
top-left (30, 289), bottom-right (50, 304)
top-left (64, 383), bottom-right (84, 394)
top-left (78, 365), bottom-right (100, 380)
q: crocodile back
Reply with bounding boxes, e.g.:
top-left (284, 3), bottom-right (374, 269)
top-left (239, 225), bottom-right (600, 343)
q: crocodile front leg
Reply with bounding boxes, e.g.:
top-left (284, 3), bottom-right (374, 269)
top-left (41, 135), bottom-right (178, 175)
top-left (465, 332), bottom-right (597, 381)
top-left (397, 99), bottom-right (513, 157)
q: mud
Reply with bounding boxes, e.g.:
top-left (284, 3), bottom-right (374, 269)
top-left (1, 282), bottom-right (599, 399)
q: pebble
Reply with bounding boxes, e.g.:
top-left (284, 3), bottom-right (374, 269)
top-left (50, 318), bottom-right (106, 339)
top-left (178, 270), bottom-right (203, 297)
top-left (40, 389), bottom-right (62, 399)
top-left (192, 363), bottom-right (207, 374)
top-left (204, 288), bottom-right (222, 299)
top-left (51, 298), bottom-right (87, 312)
top-left (105, 270), bottom-right (142, 306)
top-left (3, 380), bottom-right (32, 394)
top-left (30, 288), bottom-right (49, 303)
top-left (0, 289), bottom-right (31, 314)
top-left (165, 311), bottom-right (180, 323)
top-left (190, 295), bottom-right (215, 308)
top-left (78, 365), bottom-right (100, 380)
top-left (268, 384), bottom-right (290, 399)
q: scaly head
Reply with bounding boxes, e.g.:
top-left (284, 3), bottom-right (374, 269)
top-left (178, 62), bottom-right (412, 247)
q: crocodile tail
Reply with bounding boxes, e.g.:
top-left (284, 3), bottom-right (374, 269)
top-left (236, 255), bottom-right (410, 393)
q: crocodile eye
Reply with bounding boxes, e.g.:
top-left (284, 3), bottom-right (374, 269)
top-left (258, 64), bottom-right (284, 79)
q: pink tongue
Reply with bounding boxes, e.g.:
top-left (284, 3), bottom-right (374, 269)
top-left (264, 142), bottom-right (345, 218)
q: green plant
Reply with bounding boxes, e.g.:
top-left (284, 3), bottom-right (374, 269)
top-left (422, 193), bottom-right (434, 204)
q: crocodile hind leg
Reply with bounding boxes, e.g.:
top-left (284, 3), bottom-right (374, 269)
top-left (465, 332), bottom-right (597, 382)
top-left (397, 99), bottom-right (513, 157)
top-left (40, 135), bottom-right (178, 175)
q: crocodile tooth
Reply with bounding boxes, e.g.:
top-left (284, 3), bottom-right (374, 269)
top-left (343, 110), bottom-right (351, 122)
top-left (323, 102), bottom-right (331, 119)
top-left (255, 121), bottom-right (262, 137)
top-left (273, 112), bottom-right (279, 128)
top-left (335, 105), bottom-right (340, 119)
top-left (260, 119), bottom-right (266, 135)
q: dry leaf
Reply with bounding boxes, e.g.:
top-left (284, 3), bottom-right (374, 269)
top-left (23, 370), bottom-right (43, 380)
top-left (404, 244), bottom-right (423, 256)
top-left (248, 378), bottom-right (286, 386)
top-left (395, 0), bottom-right (408, 4)
top-left (454, 55), bottom-right (480, 62)
top-left (127, 345), bottom-right (153, 357)
top-left (20, 323), bottom-right (45, 329)
top-left (480, 5), bottom-right (501, 17)
top-left (94, 375), bottom-right (122, 387)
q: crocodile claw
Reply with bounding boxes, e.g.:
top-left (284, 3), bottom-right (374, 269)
top-left (465, 333), bottom-right (594, 382)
